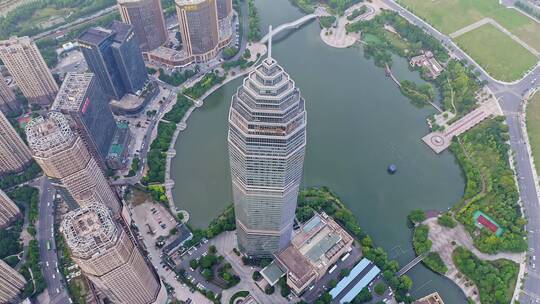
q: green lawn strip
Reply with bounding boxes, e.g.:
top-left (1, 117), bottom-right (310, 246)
top-left (453, 246), bottom-right (518, 304)
top-left (454, 24), bottom-right (537, 82)
top-left (526, 91), bottom-right (540, 177)
top-left (396, 0), bottom-right (540, 50)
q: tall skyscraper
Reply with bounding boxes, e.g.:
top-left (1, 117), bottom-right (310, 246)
top-left (62, 203), bottom-right (167, 304)
top-left (117, 0), bottom-right (168, 52)
top-left (26, 112), bottom-right (120, 213)
top-left (0, 110), bottom-right (32, 175)
top-left (227, 35), bottom-right (307, 257)
top-left (0, 259), bottom-right (27, 304)
top-left (0, 36), bottom-right (58, 105)
top-left (51, 73), bottom-right (118, 166)
top-left (78, 21), bottom-right (148, 100)
top-left (176, 0), bottom-right (220, 62)
top-left (216, 0), bottom-right (232, 20)
top-left (0, 74), bottom-right (18, 115)
top-left (0, 189), bottom-right (21, 229)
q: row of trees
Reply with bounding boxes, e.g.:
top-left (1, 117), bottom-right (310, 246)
top-left (0, 162), bottom-right (42, 190)
top-left (9, 186), bottom-right (39, 236)
top-left (399, 80), bottom-right (436, 108)
top-left (143, 121), bottom-right (176, 184)
top-left (412, 225), bottom-right (431, 254)
top-left (183, 72), bottom-right (226, 99)
top-left (20, 240), bottom-right (46, 298)
top-left (158, 68), bottom-right (197, 87)
top-left (163, 94), bottom-right (194, 123)
top-left (289, 0), bottom-right (362, 15)
top-left (247, 0), bottom-right (261, 41)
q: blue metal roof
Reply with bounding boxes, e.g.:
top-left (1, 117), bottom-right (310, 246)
top-left (330, 258), bottom-right (370, 298)
top-left (340, 266), bottom-right (381, 303)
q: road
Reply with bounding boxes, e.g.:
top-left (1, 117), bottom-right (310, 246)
top-left (33, 177), bottom-right (70, 304)
top-left (380, 0), bottom-right (540, 302)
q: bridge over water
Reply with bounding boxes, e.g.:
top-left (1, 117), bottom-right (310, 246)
top-left (260, 7), bottom-right (327, 43)
top-left (397, 253), bottom-right (428, 277)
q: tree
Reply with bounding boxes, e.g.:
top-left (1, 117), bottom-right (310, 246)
top-left (328, 279), bottom-right (338, 289)
top-left (264, 285), bottom-right (275, 294)
top-left (340, 268), bottom-right (350, 279)
top-left (374, 282), bottom-right (386, 295)
top-left (202, 268), bottom-right (213, 280)
top-left (208, 245), bottom-right (217, 255)
top-left (438, 214), bottom-right (457, 228)
top-left (408, 209), bottom-right (426, 224)
top-left (352, 287), bottom-right (372, 303)
top-left (189, 259), bottom-right (198, 270)
top-left (252, 271), bottom-right (262, 281)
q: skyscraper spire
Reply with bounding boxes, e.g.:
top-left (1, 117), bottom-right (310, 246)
top-left (268, 25), bottom-right (273, 59)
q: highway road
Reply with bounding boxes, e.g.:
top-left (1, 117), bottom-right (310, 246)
top-left (380, 0), bottom-right (540, 302)
top-left (34, 177), bottom-right (71, 304)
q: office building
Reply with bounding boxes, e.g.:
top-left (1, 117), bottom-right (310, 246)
top-left (0, 189), bottom-right (21, 229)
top-left (51, 73), bottom-right (118, 165)
top-left (261, 212), bottom-right (354, 295)
top-left (0, 74), bottom-right (18, 114)
top-left (216, 0), bottom-right (232, 20)
top-left (78, 21), bottom-right (148, 100)
top-left (0, 110), bottom-right (32, 175)
top-left (176, 0), bottom-right (220, 62)
top-left (0, 259), bottom-right (27, 304)
top-left (227, 39), bottom-right (307, 257)
top-left (26, 112), bottom-right (120, 213)
top-left (117, 0), bottom-right (168, 51)
top-left (62, 203), bottom-right (167, 304)
top-left (0, 36), bottom-right (58, 105)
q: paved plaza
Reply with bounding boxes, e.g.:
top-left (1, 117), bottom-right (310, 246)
top-left (422, 97), bottom-right (503, 153)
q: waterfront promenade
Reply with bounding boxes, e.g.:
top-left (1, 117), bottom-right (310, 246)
top-left (422, 98), bottom-right (503, 153)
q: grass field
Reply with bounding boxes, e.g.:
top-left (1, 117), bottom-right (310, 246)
top-left (397, 0), bottom-right (540, 51)
top-left (454, 24), bottom-right (537, 81)
top-left (526, 91), bottom-right (540, 176)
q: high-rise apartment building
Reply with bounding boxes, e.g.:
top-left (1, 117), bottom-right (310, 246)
top-left (216, 0), bottom-right (232, 20)
top-left (26, 112), bottom-right (120, 213)
top-left (117, 0), bottom-right (168, 52)
top-left (227, 41), bottom-right (307, 257)
top-left (0, 74), bottom-right (18, 115)
top-left (176, 0), bottom-right (220, 62)
top-left (51, 73), bottom-right (118, 165)
top-left (62, 203), bottom-right (167, 304)
top-left (0, 110), bottom-right (32, 175)
top-left (78, 21), bottom-right (148, 100)
top-left (0, 189), bottom-right (21, 229)
top-left (0, 259), bottom-right (27, 304)
top-left (0, 36), bottom-right (58, 105)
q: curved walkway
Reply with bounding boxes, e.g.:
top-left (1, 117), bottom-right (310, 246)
top-left (320, 4), bottom-right (375, 48)
top-left (425, 217), bottom-right (525, 303)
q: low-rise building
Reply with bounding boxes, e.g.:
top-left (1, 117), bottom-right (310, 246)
top-left (106, 121), bottom-right (132, 170)
top-left (329, 258), bottom-right (381, 304)
top-left (261, 212), bottom-right (354, 295)
top-left (414, 292), bottom-right (445, 304)
top-left (410, 51), bottom-right (443, 79)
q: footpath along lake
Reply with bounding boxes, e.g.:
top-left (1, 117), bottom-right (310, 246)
top-left (171, 0), bottom-right (467, 300)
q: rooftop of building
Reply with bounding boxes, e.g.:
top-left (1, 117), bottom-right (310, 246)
top-left (414, 292), bottom-right (445, 304)
top-left (329, 258), bottom-right (381, 303)
top-left (0, 36), bottom-right (32, 47)
top-left (147, 46), bottom-right (190, 61)
top-left (273, 212), bottom-right (353, 289)
top-left (51, 73), bottom-right (93, 112)
top-left (163, 224), bottom-right (193, 254)
top-left (78, 27), bottom-right (113, 45)
top-left (62, 203), bottom-right (118, 257)
top-left (26, 111), bottom-right (75, 153)
top-left (110, 21), bottom-right (132, 42)
top-left (176, 0), bottom-right (209, 6)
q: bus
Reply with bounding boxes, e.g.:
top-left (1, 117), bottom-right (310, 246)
top-left (328, 265), bottom-right (337, 274)
top-left (341, 252), bottom-right (350, 261)
top-left (46, 241), bottom-right (51, 251)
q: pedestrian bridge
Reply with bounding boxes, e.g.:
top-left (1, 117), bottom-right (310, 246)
top-left (397, 253), bottom-right (427, 277)
top-left (260, 8), bottom-right (326, 43)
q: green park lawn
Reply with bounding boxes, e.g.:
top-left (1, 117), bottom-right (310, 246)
top-left (527, 91), bottom-right (540, 176)
top-left (397, 0), bottom-right (540, 51)
top-left (454, 24), bottom-right (538, 82)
